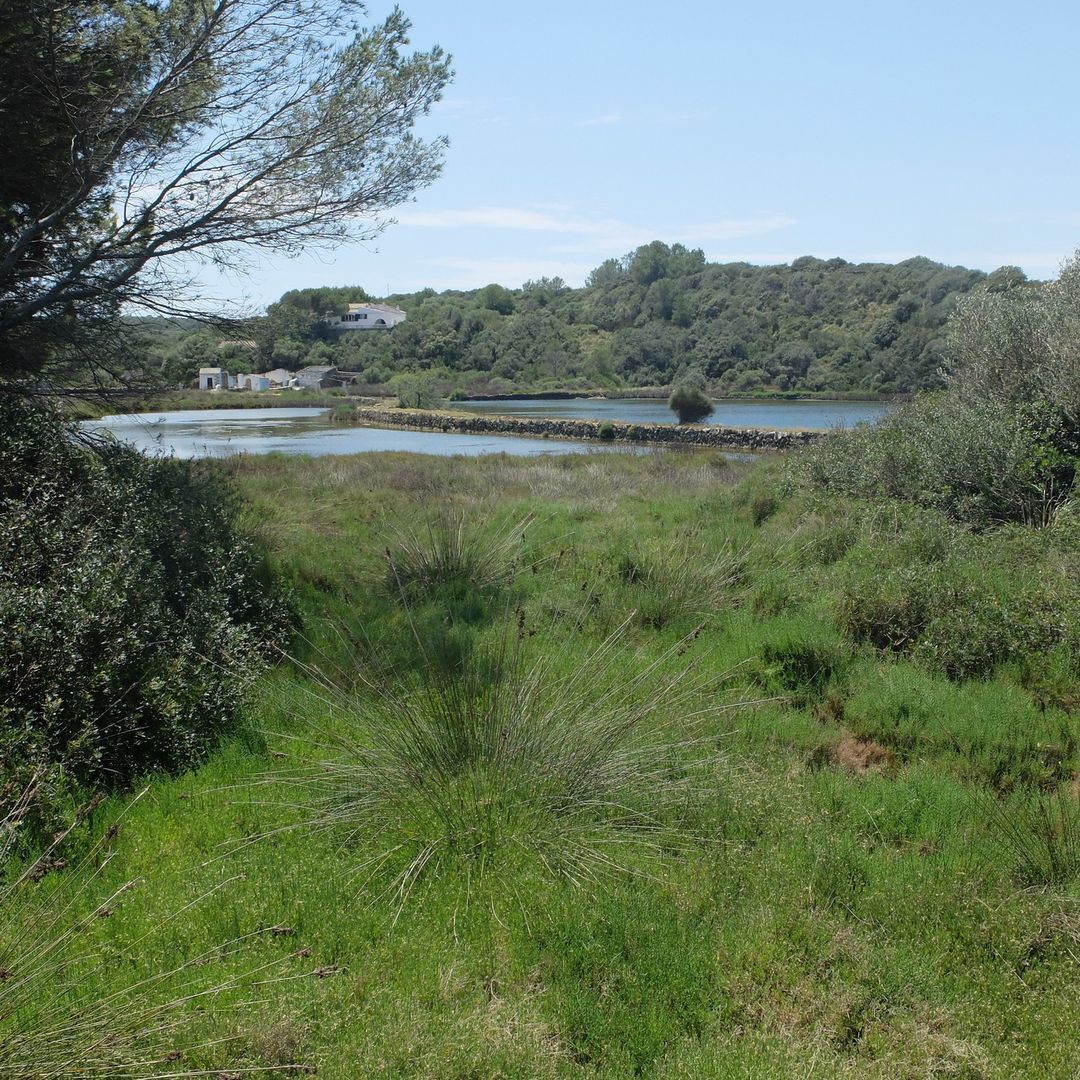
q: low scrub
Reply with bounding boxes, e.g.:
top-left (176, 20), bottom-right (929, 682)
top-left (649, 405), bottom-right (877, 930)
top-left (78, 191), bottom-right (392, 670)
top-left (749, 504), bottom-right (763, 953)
top-left (803, 254), bottom-right (1080, 530)
top-left (843, 664), bottom-right (1075, 788)
top-left (0, 399), bottom-right (290, 825)
top-left (831, 536), bottom-right (1079, 680)
top-left (755, 619), bottom-right (851, 703)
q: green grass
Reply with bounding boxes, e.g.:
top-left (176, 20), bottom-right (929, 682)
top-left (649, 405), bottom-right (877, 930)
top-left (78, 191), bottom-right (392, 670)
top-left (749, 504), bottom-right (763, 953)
top-left (5, 448), bottom-right (1079, 1077)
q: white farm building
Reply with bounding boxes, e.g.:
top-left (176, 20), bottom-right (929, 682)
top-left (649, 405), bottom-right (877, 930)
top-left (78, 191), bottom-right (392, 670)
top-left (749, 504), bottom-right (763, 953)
top-left (198, 367), bottom-right (229, 390)
top-left (326, 302), bottom-right (406, 332)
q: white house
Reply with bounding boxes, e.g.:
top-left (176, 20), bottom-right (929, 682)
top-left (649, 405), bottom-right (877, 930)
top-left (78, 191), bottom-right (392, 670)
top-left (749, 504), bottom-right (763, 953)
top-left (326, 301), bottom-right (407, 332)
top-left (198, 367), bottom-right (228, 390)
top-left (265, 368), bottom-right (296, 388)
top-left (239, 374), bottom-right (271, 391)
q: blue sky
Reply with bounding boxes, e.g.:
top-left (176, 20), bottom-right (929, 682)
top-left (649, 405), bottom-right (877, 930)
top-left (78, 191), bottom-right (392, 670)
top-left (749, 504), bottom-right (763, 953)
top-left (217, 0), bottom-right (1080, 309)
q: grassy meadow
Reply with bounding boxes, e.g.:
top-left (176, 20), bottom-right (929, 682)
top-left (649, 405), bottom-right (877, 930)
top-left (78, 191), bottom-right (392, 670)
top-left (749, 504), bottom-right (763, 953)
top-left (6, 446), bottom-right (1080, 1078)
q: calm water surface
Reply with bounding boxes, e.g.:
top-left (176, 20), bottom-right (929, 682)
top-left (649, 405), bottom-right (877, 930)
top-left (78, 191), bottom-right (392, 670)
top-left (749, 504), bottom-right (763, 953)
top-left (81, 408), bottom-right (599, 458)
top-left (82, 398), bottom-right (888, 459)
top-left (459, 397), bottom-right (891, 429)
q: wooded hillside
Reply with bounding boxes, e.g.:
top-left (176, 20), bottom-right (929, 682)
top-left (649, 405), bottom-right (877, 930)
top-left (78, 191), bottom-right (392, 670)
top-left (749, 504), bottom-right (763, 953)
top-left (143, 246), bottom-right (1030, 395)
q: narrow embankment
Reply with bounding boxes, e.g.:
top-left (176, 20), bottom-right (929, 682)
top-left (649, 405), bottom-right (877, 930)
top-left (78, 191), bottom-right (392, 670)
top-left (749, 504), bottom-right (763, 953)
top-left (336, 405), bottom-right (823, 451)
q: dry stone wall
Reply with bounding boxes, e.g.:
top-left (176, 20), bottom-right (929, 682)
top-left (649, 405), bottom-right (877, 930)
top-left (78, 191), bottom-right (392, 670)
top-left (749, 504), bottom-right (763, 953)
top-left (343, 407), bottom-right (822, 451)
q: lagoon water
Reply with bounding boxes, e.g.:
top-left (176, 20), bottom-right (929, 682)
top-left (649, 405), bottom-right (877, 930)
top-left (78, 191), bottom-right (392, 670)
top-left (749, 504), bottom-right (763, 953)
top-left (458, 397), bottom-right (891, 429)
top-left (81, 408), bottom-right (599, 458)
top-left (82, 397), bottom-right (890, 459)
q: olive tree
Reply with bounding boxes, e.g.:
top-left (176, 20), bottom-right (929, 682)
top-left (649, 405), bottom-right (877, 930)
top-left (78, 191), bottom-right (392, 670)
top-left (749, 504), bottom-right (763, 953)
top-left (0, 0), bottom-right (451, 383)
top-left (806, 253), bottom-right (1080, 528)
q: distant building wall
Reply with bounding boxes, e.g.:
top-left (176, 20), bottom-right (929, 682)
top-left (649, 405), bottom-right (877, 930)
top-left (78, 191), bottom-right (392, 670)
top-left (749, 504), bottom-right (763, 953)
top-left (326, 302), bottom-right (407, 332)
top-left (198, 367), bottom-right (227, 390)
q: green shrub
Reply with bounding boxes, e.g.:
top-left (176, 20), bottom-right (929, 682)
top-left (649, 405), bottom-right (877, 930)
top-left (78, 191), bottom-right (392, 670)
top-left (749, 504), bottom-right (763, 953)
top-left (667, 384), bottom-right (714, 424)
top-left (758, 622), bottom-right (850, 700)
top-left (597, 421), bottom-right (616, 441)
top-left (749, 491), bottom-right (779, 526)
top-left (832, 539), bottom-right (1079, 680)
top-left (0, 399), bottom-right (289, 818)
top-left (803, 254), bottom-right (1080, 529)
top-left (843, 663), bottom-right (1075, 788)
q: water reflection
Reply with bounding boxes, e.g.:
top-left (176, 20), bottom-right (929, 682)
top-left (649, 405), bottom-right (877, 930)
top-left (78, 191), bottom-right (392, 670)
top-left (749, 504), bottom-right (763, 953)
top-left (80, 408), bottom-right (601, 458)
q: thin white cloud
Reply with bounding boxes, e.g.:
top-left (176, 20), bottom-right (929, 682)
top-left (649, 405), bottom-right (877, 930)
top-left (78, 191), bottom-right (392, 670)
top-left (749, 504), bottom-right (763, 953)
top-left (575, 112), bottom-right (624, 128)
top-left (394, 206), bottom-right (795, 256)
top-left (425, 256), bottom-right (596, 289)
top-left (394, 207), bottom-right (621, 233)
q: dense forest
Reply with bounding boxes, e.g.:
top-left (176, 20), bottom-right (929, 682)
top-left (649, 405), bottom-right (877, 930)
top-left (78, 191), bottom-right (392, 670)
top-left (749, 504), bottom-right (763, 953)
top-left (143, 244), bottom-right (1027, 396)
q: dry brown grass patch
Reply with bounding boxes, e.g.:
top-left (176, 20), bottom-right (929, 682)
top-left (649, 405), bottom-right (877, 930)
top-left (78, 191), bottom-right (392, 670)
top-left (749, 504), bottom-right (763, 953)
top-left (831, 733), bottom-right (896, 776)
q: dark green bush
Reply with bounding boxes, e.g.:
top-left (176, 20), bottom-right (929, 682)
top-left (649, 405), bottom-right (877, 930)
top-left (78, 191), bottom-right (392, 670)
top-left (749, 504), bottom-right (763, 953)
top-left (750, 492), bottom-right (779, 526)
top-left (0, 399), bottom-right (290, 815)
top-left (667, 384), bottom-right (714, 424)
top-left (597, 421), bottom-right (616, 441)
top-left (757, 621), bottom-right (850, 701)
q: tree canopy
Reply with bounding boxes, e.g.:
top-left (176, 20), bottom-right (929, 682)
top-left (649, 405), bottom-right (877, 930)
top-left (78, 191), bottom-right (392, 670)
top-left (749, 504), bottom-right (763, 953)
top-left (150, 249), bottom-right (993, 396)
top-left (0, 0), bottom-right (451, 384)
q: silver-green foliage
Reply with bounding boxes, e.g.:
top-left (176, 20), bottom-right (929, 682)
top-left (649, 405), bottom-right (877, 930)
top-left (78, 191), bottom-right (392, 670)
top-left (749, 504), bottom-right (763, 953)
top-left (805, 252), bottom-right (1080, 528)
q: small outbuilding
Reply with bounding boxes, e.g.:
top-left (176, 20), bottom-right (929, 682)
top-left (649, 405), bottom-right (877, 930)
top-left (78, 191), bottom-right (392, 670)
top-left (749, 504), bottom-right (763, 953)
top-left (294, 365), bottom-right (344, 390)
top-left (198, 367), bottom-right (228, 390)
top-left (265, 368), bottom-right (296, 388)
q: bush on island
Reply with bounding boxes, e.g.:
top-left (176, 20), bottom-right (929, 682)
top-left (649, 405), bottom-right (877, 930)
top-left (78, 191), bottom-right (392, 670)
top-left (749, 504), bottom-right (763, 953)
top-left (668, 384), bottom-right (714, 424)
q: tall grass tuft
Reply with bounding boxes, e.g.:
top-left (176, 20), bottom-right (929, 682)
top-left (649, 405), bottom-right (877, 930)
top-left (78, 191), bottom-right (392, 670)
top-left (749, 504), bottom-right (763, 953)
top-left (0, 784), bottom-right (310, 1078)
top-left (616, 534), bottom-right (748, 627)
top-left (984, 786), bottom-right (1080, 887)
top-left (383, 509), bottom-right (532, 600)
top-left (258, 623), bottom-right (732, 909)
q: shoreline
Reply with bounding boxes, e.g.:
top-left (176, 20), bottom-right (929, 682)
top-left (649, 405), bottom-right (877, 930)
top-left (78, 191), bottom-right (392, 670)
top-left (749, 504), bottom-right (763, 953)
top-left (457, 389), bottom-right (906, 404)
top-left (66, 386), bottom-right (903, 419)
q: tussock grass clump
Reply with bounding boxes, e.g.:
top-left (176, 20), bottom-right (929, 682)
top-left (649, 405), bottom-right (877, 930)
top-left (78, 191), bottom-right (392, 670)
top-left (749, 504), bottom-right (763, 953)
top-left (261, 625), bottom-right (728, 908)
top-left (383, 509), bottom-right (531, 601)
top-left (615, 534), bottom-right (748, 628)
top-left (984, 787), bottom-right (1080, 887)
